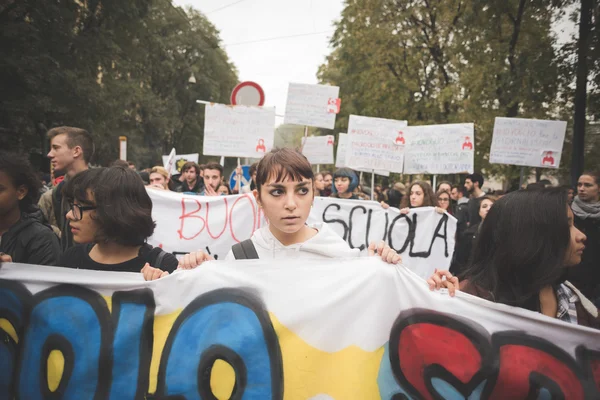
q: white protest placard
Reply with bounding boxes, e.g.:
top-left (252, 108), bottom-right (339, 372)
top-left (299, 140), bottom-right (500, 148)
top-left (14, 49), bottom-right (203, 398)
top-left (345, 115), bottom-right (407, 173)
top-left (203, 103), bottom-right (276, 158)
top-left (148, 191), bottom-right (454, 275)
top-left (403, 123), bottom-right (475, 174)
top-left (336, 133), bottom-right (390, 176)
top-left (301, 135), bottom-right (335, 164)
top-left (284, 83), bottom-right (340, 129)
top-left (163, 148), bottom-right (176, 177)
top-left (3, 257), bottom-right (598, 399)
top-left (161, 153), bottom-right (199, 175)
top-left (489, 117), bottom-right (567, 168)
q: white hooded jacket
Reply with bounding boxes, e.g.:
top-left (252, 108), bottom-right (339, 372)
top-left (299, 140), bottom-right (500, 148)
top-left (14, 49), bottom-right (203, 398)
top-left (225, 223), bottom-right (360, 260)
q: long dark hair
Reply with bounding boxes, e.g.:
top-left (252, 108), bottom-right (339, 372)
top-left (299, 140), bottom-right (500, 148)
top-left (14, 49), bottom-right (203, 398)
top-left (0, 151), bottom-right (42, 213)
top-left (400, 181), bottom-right (436, 208)
top-left (461, 188), bottom-right (570, 312)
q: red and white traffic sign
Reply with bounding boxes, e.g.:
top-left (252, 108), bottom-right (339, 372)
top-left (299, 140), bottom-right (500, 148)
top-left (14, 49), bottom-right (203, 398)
top-left (230, 81), bottom-right (265, 106)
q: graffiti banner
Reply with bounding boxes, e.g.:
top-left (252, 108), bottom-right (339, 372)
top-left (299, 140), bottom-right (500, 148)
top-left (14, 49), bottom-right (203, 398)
top-left (148, 191), bottom-right (456, 276)
top-left (1, 259), bottom-right (598, 399)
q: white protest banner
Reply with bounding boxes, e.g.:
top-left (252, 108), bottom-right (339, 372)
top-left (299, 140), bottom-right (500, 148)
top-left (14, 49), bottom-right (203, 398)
top-left (2, 259), bottom-right (598, 399)
top-left (161, 153), bottom-right (199, 175)
top-left (301, 135), bottom-right (335, 164)
top-left (148, 191), bottom-right (455, 275)
top-left (203, 103), bottom-right (276, 158)
top-left (489, 117), bottom-right (567, 168)
top-left (284, 83), bottom-right (340, 129)
top-left (345, 115), bottom-right (407, 173)
top-left (403, 123), bottom-right (475, 174)
top-left (309, 198), bottom-right (456, 277)
top-left (336, 133), bottom-right (390, 176)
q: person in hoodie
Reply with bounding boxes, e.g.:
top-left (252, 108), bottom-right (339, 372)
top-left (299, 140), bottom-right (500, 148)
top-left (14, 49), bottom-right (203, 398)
top-left (142, 148), bottom-right (401, 280)
top-left (0, 151), bottom-right (61, 265)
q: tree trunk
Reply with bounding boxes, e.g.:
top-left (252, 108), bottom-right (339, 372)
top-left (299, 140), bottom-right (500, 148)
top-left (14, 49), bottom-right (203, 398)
top-left (571, 0), bottom-right (593, 185)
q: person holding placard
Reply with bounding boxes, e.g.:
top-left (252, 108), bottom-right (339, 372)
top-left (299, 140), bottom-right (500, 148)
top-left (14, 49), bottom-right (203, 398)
top-left (428, 188), bottom-right (598, 329)
top-left (142, 148), bottom-right (403, 279)
top-left (567, 171), bottom-right (600, 307)
top-left (399, 181), bottom-right (444, 215)
top-left (331, 168), bottom-right (360, 200)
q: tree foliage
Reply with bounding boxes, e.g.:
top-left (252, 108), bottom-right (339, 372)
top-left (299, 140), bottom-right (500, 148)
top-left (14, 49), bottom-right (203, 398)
top-left (0, 0), bottom-right (238, 169)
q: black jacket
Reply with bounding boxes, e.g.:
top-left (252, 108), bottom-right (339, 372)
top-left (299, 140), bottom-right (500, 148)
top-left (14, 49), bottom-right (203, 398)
top-left (450, 222), bottom-right (480, 276)
top-left (0, 210), bottom-right (61, 265)
top-left (175, 178), bottom-right (204, 194)
top-left (566, 215), bottom-right (600, 301)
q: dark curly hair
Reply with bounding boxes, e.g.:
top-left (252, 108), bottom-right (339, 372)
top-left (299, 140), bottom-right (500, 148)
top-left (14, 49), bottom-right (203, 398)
top-left (63, 166), bottom-right (155, 246)
top-left (0, 151), bottom-right (43, 213)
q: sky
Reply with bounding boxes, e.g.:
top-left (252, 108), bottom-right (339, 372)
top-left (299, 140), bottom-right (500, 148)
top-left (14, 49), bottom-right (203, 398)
top-left (174, 0), bottom-right (577, 126)
top-left (174, 0), bottom-right (344, 123)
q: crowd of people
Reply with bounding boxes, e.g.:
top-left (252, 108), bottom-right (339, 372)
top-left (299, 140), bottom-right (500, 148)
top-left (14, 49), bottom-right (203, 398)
top-left (1, 125), bottom-right (599, 330)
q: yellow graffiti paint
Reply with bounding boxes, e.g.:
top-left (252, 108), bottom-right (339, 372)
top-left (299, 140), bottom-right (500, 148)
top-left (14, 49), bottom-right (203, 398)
top-left (211, 359), bottom-right (236, 399)
top-left (148, 310), bottom-right (182, 393)
top-left (47, 350), bottom-right (65, 392)
top-left (270, 313), bottom-right (384, 400)
top-left (0, 318), bottom-right (18, 343)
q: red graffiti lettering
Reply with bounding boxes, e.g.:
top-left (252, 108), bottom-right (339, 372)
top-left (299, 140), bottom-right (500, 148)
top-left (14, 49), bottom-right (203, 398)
top-left (229, 194), bottom-right (256, 243)
top-left (205, 198), bottom-right (229, 239)
top-left (177, 198), bottom-right (206, 240)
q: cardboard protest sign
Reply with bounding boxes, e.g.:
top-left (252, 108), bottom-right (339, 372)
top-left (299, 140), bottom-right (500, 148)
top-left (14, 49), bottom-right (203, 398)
top-left (403, 123), bottom-right (475, 174)
top-left (345, 115), bottom-right (407, 173)
top-left (301, 135), bottom-right (335, 165)
top-left (161, 153), bottom-right (199, 175)
top-left (284, 83), bottom-right (340, 129)
top-left (203, 103), bottom-right (276, 158)
top-left (163, 148), bottom-right (176, 177)
top-left (1, 259), bottom-right (598, 399)
top-left (147, 191), bottom-right (454, 275)
top-left (336, 133), bottom-right (390, 176)
top-left (489, 117), bottom-right (567, 168)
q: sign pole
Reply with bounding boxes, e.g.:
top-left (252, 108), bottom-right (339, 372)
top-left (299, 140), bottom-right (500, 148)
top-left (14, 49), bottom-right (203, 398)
top-left (119, 136), bottom-right (127, 161)
top-left (433, 174), bottom-right (437, 191)
top-left (371, 170), bottom-right (375, 201)
top-left (519, 167), bottom-right (525, 189)
top-left (316, 164), bottom-right (320, 173)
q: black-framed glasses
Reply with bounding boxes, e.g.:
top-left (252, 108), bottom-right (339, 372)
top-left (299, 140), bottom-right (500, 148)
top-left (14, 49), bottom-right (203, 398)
top-left (69, 203), bottom-right (97, 221)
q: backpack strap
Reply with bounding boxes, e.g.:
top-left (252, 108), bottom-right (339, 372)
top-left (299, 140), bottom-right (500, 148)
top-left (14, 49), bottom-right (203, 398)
top-left (140, 244), bottom-right (168, 268)
top-left (231, 239), bottom-right (259, 260)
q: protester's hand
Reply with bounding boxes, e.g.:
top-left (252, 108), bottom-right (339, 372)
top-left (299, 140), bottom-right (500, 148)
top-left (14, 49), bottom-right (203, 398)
top-left (150, 183), bottom-right (166, 190)
top-left (204, 185), bottom-right (218, 196)
top-left (368, 241), bottom-right (402, 265)
top-left (427, 269), bottom-right (459, 297)
top-left (380, 201), bottom-right (390, 209)
top-left (435, 207), bottom-right (445, 214)
top-left (0, 252), bottom-right (12, 265)
top-left (235, 166), bottom-right (242, 178)
top-left (400, 207), bottom-right (410, 215)
top-left (178, 251), bottom-right (214, 270)
top-left (141, 263), bottom-right (169, 281)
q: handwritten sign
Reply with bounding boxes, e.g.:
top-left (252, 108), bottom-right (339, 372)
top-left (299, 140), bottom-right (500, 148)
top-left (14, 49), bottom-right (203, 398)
top-left (161, 153), bottom-right (199, 175)
top-left (301, 135), bottom-right (335, 164)
top-left (203, 103), bottom-right (276, 158)
top-left (489, 117), bottom-right (567, 168)
top-left (345, 115), bottom-right (407, 173)
top-left (284, 83), bottom-right (340, 129)
top-left (403, 123), bottom-right (475, 174)
top-left (336, 133), bottom-right (390, 176)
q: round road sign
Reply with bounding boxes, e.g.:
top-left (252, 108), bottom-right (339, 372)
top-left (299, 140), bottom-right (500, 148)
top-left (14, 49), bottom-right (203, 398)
top-left (231, 81), bottom-right (265, 106)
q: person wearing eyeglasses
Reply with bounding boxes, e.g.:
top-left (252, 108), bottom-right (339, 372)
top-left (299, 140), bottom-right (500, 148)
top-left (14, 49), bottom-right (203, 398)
top-left (57, 167), bottom-right (178, 273)
top-left (0, 151), bottom-right (61, 266)
top-left (436, 189), bottom-right (452, 215)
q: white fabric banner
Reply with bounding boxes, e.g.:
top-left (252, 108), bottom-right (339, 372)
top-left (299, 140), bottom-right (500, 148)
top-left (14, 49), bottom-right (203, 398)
top-left (489, 117), bottom-right (567, 168)
top-left (336, 133), bottom-right (390, 176)
top-left (148, 191), bottom-right (455, 276)
top-left (301, 135), bottom-right (335, 165)
top-left (403, 123), bottom-right (475, 174)
top-left (203, 103), bottom-right (276, 158)
top-left (345, 115), bottom-right (407, 173)
top-left (1, 259), bottom-right (598, 399)
top-left (160, 153), bottom-right (199, 175)
top-left (284, 83), bottom-right (340, 129)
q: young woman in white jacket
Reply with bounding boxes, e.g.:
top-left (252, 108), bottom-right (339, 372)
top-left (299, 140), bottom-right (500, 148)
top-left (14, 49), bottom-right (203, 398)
top-left (142, 148), bottom-right (401, 280)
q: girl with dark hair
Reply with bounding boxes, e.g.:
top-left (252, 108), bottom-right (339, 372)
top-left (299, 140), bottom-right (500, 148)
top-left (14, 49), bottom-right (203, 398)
top-left (567, 171), bottom-right (600, 307)
top-left (142, 148), bottom-right (403, 279)
top-left (331, 168), bottom-right (360, 200)
top-left (429, 188), bottom-right (598, 329)
top-left (0, 151), bottom-right (61, 265)
top-left (436, 189), bottom-right (452, 214)
top-left (399, 181), bottom-right (443, 215)
top-left (314, 172), bottom-right (325, 196)
top-left (59, 167), bottom-right (178, 274)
